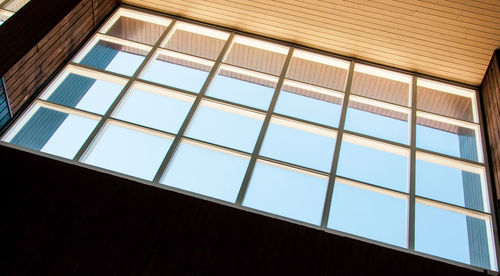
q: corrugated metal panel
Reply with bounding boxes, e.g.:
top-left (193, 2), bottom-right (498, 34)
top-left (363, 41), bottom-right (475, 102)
top-left (122, 0), bottom-right (500, 86)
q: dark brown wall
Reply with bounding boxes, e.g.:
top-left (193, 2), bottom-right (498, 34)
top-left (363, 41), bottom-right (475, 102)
top-left (0, 0), bottom-right (118, 116)
top-left (0, 144), bottom-right (486, 275)
top-left (480, 49), bottom-right (500, 202)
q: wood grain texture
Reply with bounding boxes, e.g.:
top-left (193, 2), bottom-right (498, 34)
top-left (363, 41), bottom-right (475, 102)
top-left (122, 0), bottom-right (500, 86)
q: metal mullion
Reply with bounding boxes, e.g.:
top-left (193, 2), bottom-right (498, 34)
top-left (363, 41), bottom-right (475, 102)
top-left (235, 47), bottom-right (294, 205)
top-left (342, 129), bottom-right (411, 150)
top-left (72, 19), bottom-right (178, 161)
top-left (36, 99), bottom-right (102, 120)
top-left (68, 62), bottom-right (137, 81)
top-left (181, 136), bottom-right (251, 159)
top-left (107, 117), bottom-right (177, 139)
top-left (409, 75), bottom-right (417, 251)
top-left (202, 95), bottom-right (268, 114)
top-left (320, 61), bottom-right (355, 229)
top-left (151, 33), bottom-right (236, 183)
top-left (94, 33), bottom-right (154, 51)
top-left (270, 112), bottom-right (340, 133)
top-left (134, 79), bottom-right (199, 98)
top-left (416, 109), bottom-right (480, 129)
top-left (335, 175), bottom-right (409, 199)
top-left (415, 195), bottom-right (491, 218)
top-left (348, 93), bottom-right (412, 112)
top-left (257, 156), bottom-right (330, 179)
top-left (220, 62), bottom-right (283, 78)
top-left (416, 147), bottom-right (485, 167)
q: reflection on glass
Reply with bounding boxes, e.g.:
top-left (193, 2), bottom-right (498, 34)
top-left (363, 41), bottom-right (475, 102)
top-left (43, 73), bottom-right (123, 115)
top-left (5, 106), bottom-right (97, 159)
top-left (3, 0), bottom-right (29, 11)
top-left (286, 51), bottom-right (349, 91)
top-left (113, 87), bottom-right (193, 133)
top-left (415, 203), bottom-right (493, 269)
top-left (351, 65), bottom-right (410, 106)
top-left (105, 16), bottom-right (168, 45)
top-left (224, 36), bottom-right (288, 75)
top-left (274, 82), bottom-right (343, 127)
top-left (164, 24), bottom-right (228, 60)
top-left (337, 139), bottom-right (408, 192)
top-left (161, 141), bottom-right (249, 202)
top-left (260, 118), bottom-right (336, 172)
top-left (141, 52), bottom-right (212, 92)
top-left (185, 102), bottom-right (263, 152)
top-left (416, 157), bottom-right (486, 212)
top-left (416, 116), bottom-right (479, 162)
top-left (345, 99), bottom-right (409, 144)
top-left (206, 68), bottom-right (276, 110)
top-left (83, 123), bottom-right (172, 180)
top-left (77, 40), bottom-right (147, 76)
top-left (328, 181), bottom-right (408, 247)
top-left (417, 80), bottom-right (475, 122)
top-left (243, 161), bottom-right (328, 225)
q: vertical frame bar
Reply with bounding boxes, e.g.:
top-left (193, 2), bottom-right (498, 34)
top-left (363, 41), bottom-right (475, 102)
top-left (408, 75), bottom-right (417, 250)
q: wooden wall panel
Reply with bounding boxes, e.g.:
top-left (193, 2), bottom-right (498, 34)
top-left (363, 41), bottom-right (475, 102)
top-left (480, 49), bottom-right (500, 200)
top-left (123, 0), bottom-right (500, 86)
top-left (0, 0), bottom-right (119, 115)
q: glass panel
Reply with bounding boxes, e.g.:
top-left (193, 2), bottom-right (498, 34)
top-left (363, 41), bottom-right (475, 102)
top-left (345, 99), bottom-right (409, 144)
top-left (105, 16), bottom-right (168, 45)
top-left (337, 139), bottom-right (408, 192)
top-left (42, 72), bottom-right (124, 115)
top-left (185, 102), bottom-right (264, 152)
top-left (286, 51), bottom-right (349, 91)
top-left (77, 40), bottom-right (148, 76)
top-left (415, 203), bottom-right (494, 270)
top-left (3, 0), bottom-right (29, 11)
top-left (5, 106), bottom-right (97, 159)
top-left (164, 23), bottom-right (228, 60)
top-left (260, 118), bottom-right (336, 172)
top-left (416, 116), bottom-right (480, 162)
top-left (243, 161), bottom-right (328, 225)
top-left (141, 52), bottom-right (212, 93)
top-left (161, 141), bottom-right (249, 202)
top-left (416, 158), bottom-right (487, 212)
top-left (351, 65), bottom-right (411, 106)
top-left (83, 123), bottom-right (172, 180)
top-left (417, 80), bottom-right (475, 122)
top-left (113, 87), bottom-right (193, 133)
top-left (224, 37), bottom-right (288, 75)
top-left (274, 82), bottom-right (343, 127)
top-left (206, 67), bottom-right (276, 110)
top-left (328, 181), bottom-right (408, 247)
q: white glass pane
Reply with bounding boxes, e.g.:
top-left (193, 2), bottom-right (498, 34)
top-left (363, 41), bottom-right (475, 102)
top-left (274, 86), bottom-right (342, 127)
top-left (206, 69), bottom-right (275, 110)
top-left (243, 161), bottom-right (328, 225)
top-left (43, 73), bottom-right (123, 115)
top-left (328, 182), bottom-right (408, 247)
top-left (185, 104), bottom-right (263, 152)
top-left (416, 159), bottom-right (486, 212)
top-left (415, 203), bottom-right (494, 270)
top-left (337, 141), bottom-right (408, 192)
top-left (161, 142), bottom-right (249, 202)
top-left (114, 88), bottom-right (193, 133)
top-left (141, 53), bottom-right (211, 93)
top-left (260, 121), bottom-right (336, 172)
top-left (83, 124), bottom-right (172, 180)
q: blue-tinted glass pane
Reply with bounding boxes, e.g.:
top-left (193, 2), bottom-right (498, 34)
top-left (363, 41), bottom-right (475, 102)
top-left (83, 124), bottom-right (172, 180)
top-left (416, 159), bottom-right (485, 211)
top-left (274, 85), bottom-right (342, 127)
top-left (337, 140), bottom-right (408, 192)
top-left (78, 40), bottom-right (147, 76)
top-left (243, 161), bottom-right (328, 225)
top-left (416, 117), bottom-right (479, 162)
top-left (206, 69), bottom-right (275, 110)
top-left (328, 182), bottom-right (408, 247)
top-left (260, 120), bottom-right (336, 172)
top-left (345, 101), bottom-right (408, 144)
top-left (415, 203), bottom-right (493, 269)
top-left (161, 142), bottom-right (249, 202)
top-left (185, 103), bottom-right (263, 152)
top-left (7, 107), bottom-right (97, 159)
top-left (45, 73), bottom-right (123, 115)
top-left (114, 88), bottom-right (193, 133)
top-left (141, 53), bottom-right (211, 93)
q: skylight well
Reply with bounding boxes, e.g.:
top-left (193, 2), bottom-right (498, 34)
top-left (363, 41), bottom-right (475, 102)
top-left (1, 7), bottom-right (497, 272)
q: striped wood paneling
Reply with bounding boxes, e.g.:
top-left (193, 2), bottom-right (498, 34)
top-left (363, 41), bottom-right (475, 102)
top-left (122, 0), bottom-right (500, 86)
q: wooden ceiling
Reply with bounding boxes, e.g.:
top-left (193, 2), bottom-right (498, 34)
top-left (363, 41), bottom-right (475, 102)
top-left (122, 0), bottom-right (500, 86)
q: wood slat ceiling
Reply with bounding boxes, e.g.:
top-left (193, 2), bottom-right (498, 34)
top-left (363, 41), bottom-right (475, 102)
top-left (122, 0), bottom-right (500, 86)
